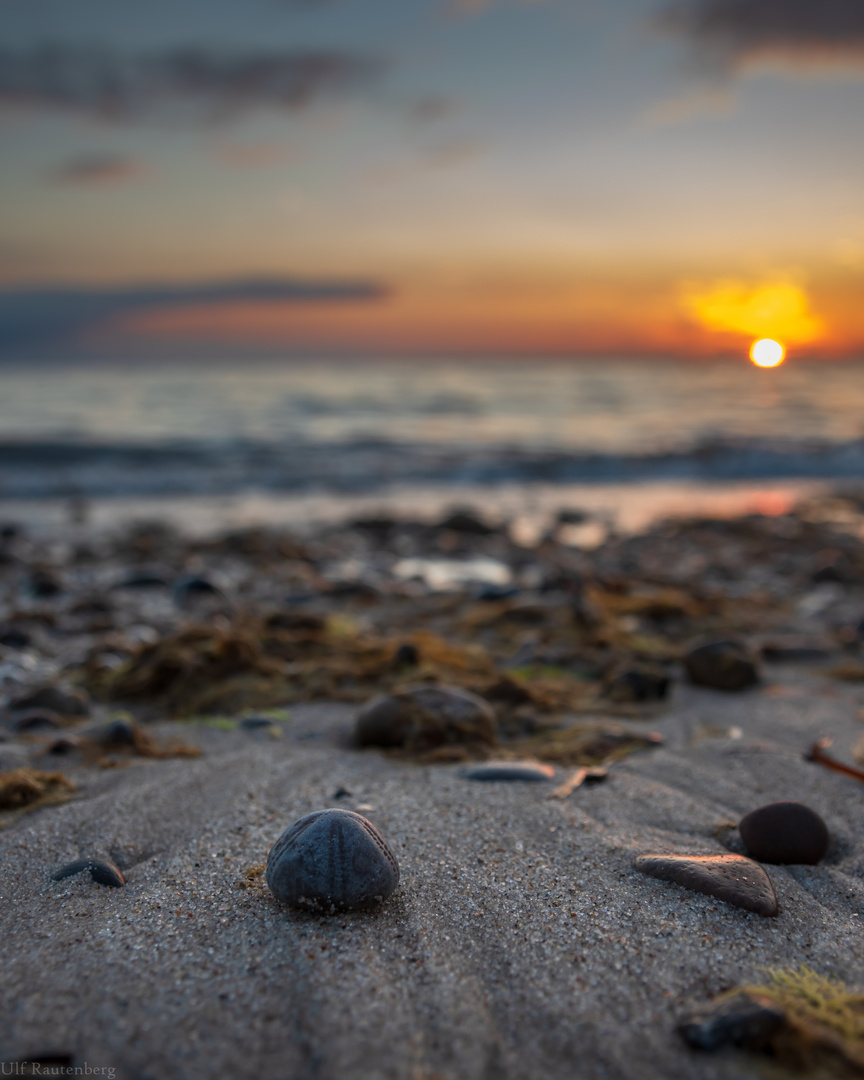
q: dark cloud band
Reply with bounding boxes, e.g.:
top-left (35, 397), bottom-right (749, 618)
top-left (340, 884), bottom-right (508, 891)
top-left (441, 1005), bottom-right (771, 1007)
top-left (0, 45), bottom-right (385, 122)
top-left (660, 0), bottom-right (864, 68)
top-left (0, 278), bottom-right (390, 353)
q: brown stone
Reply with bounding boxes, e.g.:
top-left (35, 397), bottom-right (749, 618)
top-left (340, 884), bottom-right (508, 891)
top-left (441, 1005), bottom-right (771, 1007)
top-left (355, 684), bottom-right (497, 751)
top-left (739, 801), bottom-right (829, 865)
top-left (634, 853), bottom-right (778, 916)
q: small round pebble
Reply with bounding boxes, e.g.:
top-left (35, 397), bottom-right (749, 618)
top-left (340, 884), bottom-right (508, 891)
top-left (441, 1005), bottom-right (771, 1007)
top-left (52, 859), bottom-right (125, 887)
top-left (240, 716), bottom-right (276, 731)
top-left (684, 640), bottom-right (759, 691)
top-left (265, 808), bottom-right (399, 913)
top-left (462, 761), bottom-right (555, 782)
top-left (739, 801), bottom-right (829, 865)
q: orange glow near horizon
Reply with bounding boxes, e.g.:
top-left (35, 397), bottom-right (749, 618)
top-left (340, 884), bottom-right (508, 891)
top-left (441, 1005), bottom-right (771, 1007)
top-left (750, 338), bottom-right (785, 367)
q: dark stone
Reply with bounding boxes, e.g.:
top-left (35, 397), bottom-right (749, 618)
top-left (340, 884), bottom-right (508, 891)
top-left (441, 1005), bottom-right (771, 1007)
top-left (684, 640), bottom-right (759, 691)
top-left (265, 808), bottom-right (399, 913)
top-left (462, 761), bottom-right (555, 782)
top-left (27, 573), bottom-right (63, 598)
top-left (266, 610), bottom-right (326, 632)
top-left (0, 627), bottom-right (31, 649)
top-left (393, 643), bottom-right (419, 667)
top-left (113, 571), bottom-right (169, 590)
top-left (13, 712), bottom-right (60, 732)
top-left (52, 859), bottom-right (125, 887)
top-left (437, 510), bottom-right (495, 535)
top-left (9, 687), bottom-right (89, 717)
top-left (739, 801), bottom-right (829, 865)
top-left (47, 736), bottom-right (82, 755)
top-left (604, 666), bottom-right (670, 703)
top-left (173, 574), bottom-right (222, 604)
top-left (240, 716), bottom-right (276, 730)
top-left (634, 853), bottom-right (778, 916)
top-left (678, 993), bottom-right (786, 1051)
top-left (97, 719), bottom-right (138, 747)
top-left (355, 685), bottom-right (497, 751)
top-left (475, 584), bottom-right (519, 602)
top-left (332, 786), bottom-right (352, 799)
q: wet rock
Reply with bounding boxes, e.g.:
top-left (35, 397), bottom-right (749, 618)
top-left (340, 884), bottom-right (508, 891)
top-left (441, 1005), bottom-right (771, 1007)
top-left (392, 643), bottom-right (419, 668)
top-left (8, 687), bottom-right (90, 718)
top-left (462, 761), bottom-right (555, 782)
top-left (437, 510), bottom-right (495, 535)
top-left (26, 571), bottom-right (63, 598)
top-left (173, 574), bottom-right (223, 604)
top-left (739, 801), bottom-right (829, 865)
top-left (604, 665), bottom-right (670, 703)
top-left (47, 735), bottom-right (82, 755)
top-left (266, 808), bottom-right (399, 913)
top-left (475, 584), bottom-right (519, 602)
top-left (240, 716), bottom-right (277, 731)
top-left (678, 993), bottom-right (785, 1051)
top-left (355, 685), bottom-right (497, 751)
top-left (634, 853), bottom-right (778, 916)
top-left (13, 711), bottom-right (61, 732)
top-left (52, 858), bottom-right (125, 887)
top-left (96, 719), bottom-right (138, 747)
top-left (684, 640), bottom-right (759, 691)
top-left (0, 627), bottom-right (31, 649)
top-left (113, 570), bottom-right (169, 590)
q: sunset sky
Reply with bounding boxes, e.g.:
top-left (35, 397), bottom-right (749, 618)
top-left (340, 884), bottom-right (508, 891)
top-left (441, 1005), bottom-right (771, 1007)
top-left (1, 0), bottom-right (863, 359)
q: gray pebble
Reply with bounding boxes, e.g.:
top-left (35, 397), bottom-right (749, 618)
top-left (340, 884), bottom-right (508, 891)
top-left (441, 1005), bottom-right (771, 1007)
top-left (52, 859), bottom-right (125, 888)
top-left (462, 761), bottom-right (555, 782)
top-left (266, 808), bottom-right (399, 913)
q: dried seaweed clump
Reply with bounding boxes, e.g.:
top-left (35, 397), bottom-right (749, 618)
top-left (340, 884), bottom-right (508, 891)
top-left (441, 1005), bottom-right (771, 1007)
top-left (741, 965), bottom-right (864, 1074)
top-left (84, 618), bottom-right (499, 717)
top-left (0, 768), bottom-right (76, 810)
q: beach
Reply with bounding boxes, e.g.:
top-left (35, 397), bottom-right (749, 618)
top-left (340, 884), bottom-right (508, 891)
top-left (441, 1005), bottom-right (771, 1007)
top-left (2, 487), bottom-right (864, 1078)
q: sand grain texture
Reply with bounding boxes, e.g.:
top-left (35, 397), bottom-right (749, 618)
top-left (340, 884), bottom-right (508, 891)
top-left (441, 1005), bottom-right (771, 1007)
top-left (3, 675), bottom-right (864, 1080)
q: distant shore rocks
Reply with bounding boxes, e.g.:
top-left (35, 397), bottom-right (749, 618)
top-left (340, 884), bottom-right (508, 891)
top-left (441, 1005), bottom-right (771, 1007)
top-left (355, 684), bottom-right (497, 751)
top-left (266, 809), bottom-right (400, 913)
top-left (740, 801), bottom-right (829, 865)
top-left (684, 640), bottom-right (759, 692)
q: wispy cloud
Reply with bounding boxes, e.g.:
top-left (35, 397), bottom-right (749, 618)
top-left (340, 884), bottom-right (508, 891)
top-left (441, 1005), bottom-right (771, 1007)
top-left (49, 153), bottom-right (147, 186)
top-left (659, 0), bottom-right (864, 74)
top-left (0, 45), bottom-right (385, 124)
top-left (0, 277), bottom-right (390, 354)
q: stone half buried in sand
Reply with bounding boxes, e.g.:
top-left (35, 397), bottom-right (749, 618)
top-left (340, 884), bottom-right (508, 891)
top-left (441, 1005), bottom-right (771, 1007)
top-left (739, 801), bottom-right (829, 865)
top-left (265, 808), bottom-right (400, 914)
top-left (634, 853), bottom-right (778, 916)
top-left (684, 640), bottom-right (759, 692)
top-left (355, 684), bottom-right (497, 752)
top-left (462, 761), bottom-right (555, 782)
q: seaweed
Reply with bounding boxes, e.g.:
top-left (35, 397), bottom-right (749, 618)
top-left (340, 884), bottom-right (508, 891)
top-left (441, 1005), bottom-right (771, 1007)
top-left (0, 768), bottom-right (76, 810)
top-left (508, 724), bottom-right (663, 766)
top-left (740, 965), bottom-right (864, 1075)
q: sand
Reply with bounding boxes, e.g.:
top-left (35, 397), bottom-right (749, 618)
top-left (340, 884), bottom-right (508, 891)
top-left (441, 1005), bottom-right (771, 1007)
top-left (2, 666), bottom-right (864, 1080)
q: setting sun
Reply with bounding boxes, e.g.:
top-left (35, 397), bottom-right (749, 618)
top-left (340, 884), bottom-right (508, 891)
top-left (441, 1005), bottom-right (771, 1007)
top-left (750, 338), bottom-right (785, 368)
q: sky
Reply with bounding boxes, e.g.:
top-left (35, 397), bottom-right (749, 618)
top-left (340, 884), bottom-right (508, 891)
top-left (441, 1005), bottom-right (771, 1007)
top-left (1, 0), bottom-right (863, 360)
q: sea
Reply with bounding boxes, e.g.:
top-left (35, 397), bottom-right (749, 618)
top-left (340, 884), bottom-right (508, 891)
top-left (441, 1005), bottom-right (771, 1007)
top-left (1, 357), bottom-right (862, 538)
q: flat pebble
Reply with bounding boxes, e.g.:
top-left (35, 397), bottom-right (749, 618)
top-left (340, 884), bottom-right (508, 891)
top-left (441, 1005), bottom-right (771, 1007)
top-left (634, 853), bottom-right (778, 916)
top-left (240, 716), bottom-right (277, 731)
top-left (265, 808), bottom-right (399, 913)
top-left (739, 801), bottom-right (829, 864)
top-left (462, 761), bottom-right (555, 782)
top-left (356, 684), bottom-right (497, 751)
top-left (684, 640), bottom-right (759, 691)
top-left (52, 859), bottom-right (125, 887)
top-left (678, 993), bottom-right (785, 1051)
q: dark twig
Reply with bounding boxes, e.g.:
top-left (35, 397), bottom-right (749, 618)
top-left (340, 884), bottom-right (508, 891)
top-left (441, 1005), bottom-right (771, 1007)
top-left (805, 737), bottom-right (864, 783)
